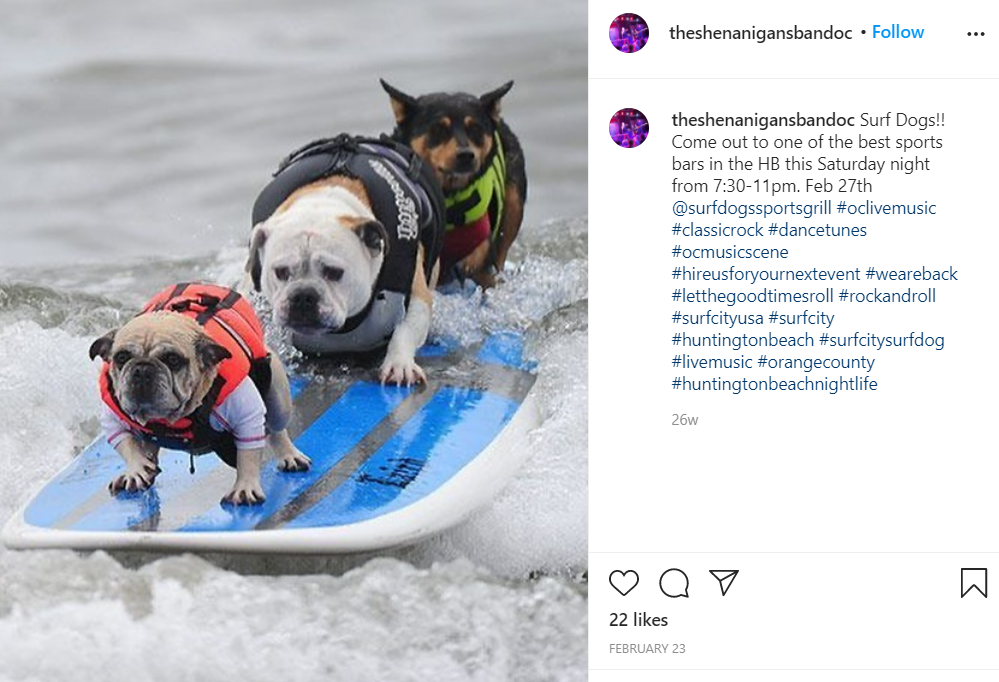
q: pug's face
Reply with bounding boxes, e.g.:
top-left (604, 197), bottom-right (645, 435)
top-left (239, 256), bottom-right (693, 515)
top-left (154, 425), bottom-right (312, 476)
top-left (246, 187), bottom-right (388, 337)
top-left (90, 312), bottom-right (231, 425)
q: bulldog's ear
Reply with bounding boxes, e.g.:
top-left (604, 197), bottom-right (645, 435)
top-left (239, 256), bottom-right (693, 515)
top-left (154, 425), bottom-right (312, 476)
top-left (247, 223), bottom-right (269, 292)
top-left (195, 335), bottom-right (232, 368)
top-left (480, 81), bottom-right (513, 122)
top-left (380, 79), bottom-right (417, 125)
top-left (89, 330), bottom-right (117, 361)
top-left (354, 220), bottom-right (389, 257)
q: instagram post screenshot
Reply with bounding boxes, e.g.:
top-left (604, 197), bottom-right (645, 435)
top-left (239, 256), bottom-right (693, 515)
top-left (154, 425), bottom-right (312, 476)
top-left (592, 0), bottom-right (997, 678)
top-left (0, 1), bottom-right (586, 681)
top-left (2, 0), bottom-right (994, 679)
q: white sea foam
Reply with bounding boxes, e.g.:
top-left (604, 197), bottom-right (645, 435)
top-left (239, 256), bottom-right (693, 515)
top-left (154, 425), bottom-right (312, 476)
top-left (0, 217), bottom-right (588, 680)
top-left (0, 553), bottom-right (586, 682)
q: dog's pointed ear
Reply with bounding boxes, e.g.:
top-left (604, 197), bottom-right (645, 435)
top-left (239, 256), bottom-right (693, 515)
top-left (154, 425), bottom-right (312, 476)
top-left (380, 79), bottom-right (417, 125)
top-left (89, 329), bottom-right (117, 361)
top-left (480, 81), bottom-right (514, 122)
top-left (354, 220), bottom-right (389, 258)
top-left (247, 223), bottom-right (269, 292)
top-left (195, 335), bottom-right (232, 369)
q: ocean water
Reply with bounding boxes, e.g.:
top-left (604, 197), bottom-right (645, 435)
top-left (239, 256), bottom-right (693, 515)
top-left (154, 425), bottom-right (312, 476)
top-left (0, 0), bottom-right (587, 679)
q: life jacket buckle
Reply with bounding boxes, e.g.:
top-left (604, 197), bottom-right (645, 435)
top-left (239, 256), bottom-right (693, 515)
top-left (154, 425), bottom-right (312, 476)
top-left (196, 294), bottom-right (221, 310)
top-left (406, 154), bottom-right (424, 181)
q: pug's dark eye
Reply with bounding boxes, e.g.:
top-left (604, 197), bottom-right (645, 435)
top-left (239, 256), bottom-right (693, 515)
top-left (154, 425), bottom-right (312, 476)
top-left (322, 265), bottom-right (344, 282)
top-left (112, 350), bottom-right (132, 367)
top-left (160, 352), bottom-right (188, 371)
top-left (274, 266), bottom-right (291, 281)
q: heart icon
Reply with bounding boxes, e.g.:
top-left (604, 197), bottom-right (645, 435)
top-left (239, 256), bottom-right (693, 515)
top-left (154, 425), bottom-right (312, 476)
top-left (609, 569), bottom-right (639, 596)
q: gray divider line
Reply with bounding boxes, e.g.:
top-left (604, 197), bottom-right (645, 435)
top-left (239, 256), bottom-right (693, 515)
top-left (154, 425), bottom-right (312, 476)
top-left (457, 364), bottom-right (537, 402)
top-left (286, 378), bottom-right (353, 439)
top-left (255, 384), bottom-right (441, 531)
top-left (417, 354), bottom-right (537, 403)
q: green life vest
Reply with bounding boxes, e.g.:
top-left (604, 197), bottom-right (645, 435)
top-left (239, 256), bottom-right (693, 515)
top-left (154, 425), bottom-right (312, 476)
top-left (443, 132), bottom-right (506, 238)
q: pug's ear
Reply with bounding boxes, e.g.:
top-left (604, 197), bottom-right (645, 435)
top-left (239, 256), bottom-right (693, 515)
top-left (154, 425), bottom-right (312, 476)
top-left (195, 335), bottom-right (232, 368)
top-left (89, 330), bottom-right (117, 361)
top-left (354, 220), bottom-right (389, 257)
top-left (480, 81), bottom-right (513, 122)
top-left (247, 223), bottom-right (269, 292)
top-left (380, 79), bottom-right (418, 125)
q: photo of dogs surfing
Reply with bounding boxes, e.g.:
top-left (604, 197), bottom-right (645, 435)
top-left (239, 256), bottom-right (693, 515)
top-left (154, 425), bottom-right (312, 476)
top-left (0, 0), bottom-right (587, 679)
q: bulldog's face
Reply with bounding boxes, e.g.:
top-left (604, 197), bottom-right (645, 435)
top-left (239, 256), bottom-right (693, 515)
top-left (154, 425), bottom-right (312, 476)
top-left (246, 186), bottom-right (388, 336)
top-left (89, 312), bottom-right (231, 425)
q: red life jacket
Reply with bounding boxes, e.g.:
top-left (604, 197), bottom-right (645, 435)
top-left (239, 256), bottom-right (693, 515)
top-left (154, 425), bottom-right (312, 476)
top-left (99, 283), bottom-right (270, 463)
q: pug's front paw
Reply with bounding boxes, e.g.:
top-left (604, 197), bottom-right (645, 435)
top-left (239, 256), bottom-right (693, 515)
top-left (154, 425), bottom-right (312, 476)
top-left (221, 479), bottom-right (266, 506)
top-left (108, 461), bottom-right (161, 495)
top-left (277, 448), bottom-right (311, 473)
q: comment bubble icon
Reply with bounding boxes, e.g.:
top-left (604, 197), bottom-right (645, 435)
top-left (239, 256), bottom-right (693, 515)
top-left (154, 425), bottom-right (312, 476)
top-left (659, 568), bottom-right (690, 598)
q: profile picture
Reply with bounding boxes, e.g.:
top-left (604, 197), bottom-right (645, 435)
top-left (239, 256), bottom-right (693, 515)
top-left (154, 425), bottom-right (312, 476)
top-left (609, 108), bottom-right (649, 148)
top-left (609, 13), bottom-right (649, 53)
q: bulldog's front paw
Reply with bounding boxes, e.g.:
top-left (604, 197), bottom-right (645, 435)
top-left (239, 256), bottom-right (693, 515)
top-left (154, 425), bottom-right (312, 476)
top-left (380, 356), bottom-right (426, 386)
top-left (277, 447), bottom-right (311, 473)
top-left (221, 479), bottom-right (266, 506)
top-left (108, 461), bottom-right (161, 495)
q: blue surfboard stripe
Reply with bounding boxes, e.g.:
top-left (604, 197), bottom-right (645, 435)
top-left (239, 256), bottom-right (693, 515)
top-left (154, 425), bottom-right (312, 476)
top-left (415, 338), bottom-right (459, 358)
top-left (24, 442), bottom-right (127, 528)
top-left (283, 387), bottom-right (519, 529)
top-left (288, 376), bottom-right (310, 396)
top-left (475, 331), bottom-right (537, 371)
top-left (174, 382), bottom-right (409, 532)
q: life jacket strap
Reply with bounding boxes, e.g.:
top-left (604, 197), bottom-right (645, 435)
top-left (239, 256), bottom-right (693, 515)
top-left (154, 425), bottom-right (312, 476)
top-left (151, 283), bottom-right (191, 311)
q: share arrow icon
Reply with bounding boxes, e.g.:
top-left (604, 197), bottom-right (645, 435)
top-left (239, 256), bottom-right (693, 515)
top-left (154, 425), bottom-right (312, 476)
top-left (709, 570), bottom-right (739, 596)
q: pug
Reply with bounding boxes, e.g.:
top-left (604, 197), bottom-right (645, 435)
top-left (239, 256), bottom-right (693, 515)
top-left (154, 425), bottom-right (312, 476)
top-left (90, 284), bottom-right (311, 505)
top-left (246, 135), bottom-right (445, 385)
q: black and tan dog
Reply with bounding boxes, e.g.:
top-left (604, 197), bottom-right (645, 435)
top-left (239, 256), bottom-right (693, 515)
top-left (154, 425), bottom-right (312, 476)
top-left (380, 80), bottom-right (527, 288)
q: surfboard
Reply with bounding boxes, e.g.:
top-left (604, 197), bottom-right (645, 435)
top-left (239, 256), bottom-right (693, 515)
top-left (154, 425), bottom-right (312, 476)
top-left (2, 331), bottom-right (538, 554)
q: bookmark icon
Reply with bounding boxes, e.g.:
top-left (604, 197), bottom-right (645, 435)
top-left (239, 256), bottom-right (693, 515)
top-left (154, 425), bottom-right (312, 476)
top-left (961, 568), bottom-right (987, 598)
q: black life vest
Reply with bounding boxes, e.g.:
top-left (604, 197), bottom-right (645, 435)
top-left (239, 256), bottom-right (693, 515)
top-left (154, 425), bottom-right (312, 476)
top-left (252, 134), bottom-right (444, 353)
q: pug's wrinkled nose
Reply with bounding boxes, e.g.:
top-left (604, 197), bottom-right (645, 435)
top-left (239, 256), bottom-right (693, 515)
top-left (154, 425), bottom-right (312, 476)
top-left (130, 361), bottom-right (158, 398)
top-left (132, 361), bottom-right (156, 384)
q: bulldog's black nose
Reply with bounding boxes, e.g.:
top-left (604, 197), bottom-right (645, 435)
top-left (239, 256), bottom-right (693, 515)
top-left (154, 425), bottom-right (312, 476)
top-left (455, 149), bottom-right (475, 172)
top-left (288, 289), bottom-right (320, 325)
